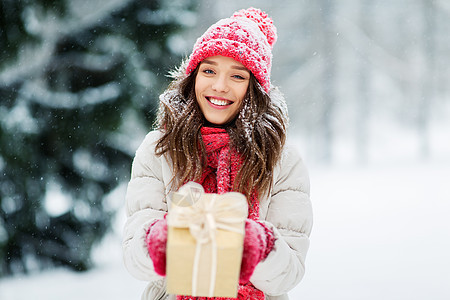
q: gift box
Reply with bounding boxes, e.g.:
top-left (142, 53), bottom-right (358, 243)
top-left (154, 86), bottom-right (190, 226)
top-left (166, 182), bottom-right (248, 298)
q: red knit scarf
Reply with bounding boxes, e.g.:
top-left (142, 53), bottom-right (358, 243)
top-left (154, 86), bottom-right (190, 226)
top-left (176, 127), bottom-right (264, 300)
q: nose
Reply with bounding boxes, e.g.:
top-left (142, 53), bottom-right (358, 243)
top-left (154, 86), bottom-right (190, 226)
top-left (211, 75), bottom-right (229, 93)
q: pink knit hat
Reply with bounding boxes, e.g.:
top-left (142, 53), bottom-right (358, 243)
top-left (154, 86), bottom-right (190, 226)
top-left (185, 7), bottom-right (277, 93)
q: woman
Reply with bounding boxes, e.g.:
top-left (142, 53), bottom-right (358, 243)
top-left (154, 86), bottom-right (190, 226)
top-left (123, 7), bottom-right (313, 300)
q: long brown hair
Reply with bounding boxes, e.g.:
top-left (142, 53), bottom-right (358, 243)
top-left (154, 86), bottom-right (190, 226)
top-left (155, 60), bottom-right (288, 200)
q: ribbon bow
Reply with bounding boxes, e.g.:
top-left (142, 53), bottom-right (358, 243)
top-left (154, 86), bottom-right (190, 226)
top-left (168, 182), bottom-right (248, 297)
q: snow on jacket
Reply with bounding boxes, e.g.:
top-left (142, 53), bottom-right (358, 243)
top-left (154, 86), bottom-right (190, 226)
top-left (122, 130), bottom-right (313, 300)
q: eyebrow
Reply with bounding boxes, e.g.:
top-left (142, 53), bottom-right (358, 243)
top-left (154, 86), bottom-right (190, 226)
top-left (202, 59), bottom-right (250, 72)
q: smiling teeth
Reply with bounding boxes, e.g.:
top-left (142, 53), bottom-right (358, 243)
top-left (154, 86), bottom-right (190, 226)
top-left (209, 98), bottom-right (229, 106)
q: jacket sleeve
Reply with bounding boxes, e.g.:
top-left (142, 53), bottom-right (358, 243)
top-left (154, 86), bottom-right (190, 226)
top-left (122, 131), bottom-right (169, 281)
top-left (250, 145), bottom-right (313, 296)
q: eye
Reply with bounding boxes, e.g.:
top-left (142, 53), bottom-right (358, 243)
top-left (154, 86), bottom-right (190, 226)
top-left (233, 74), bottom-right (246, 80)
top-left (202, 69), bottom-right (215, 75)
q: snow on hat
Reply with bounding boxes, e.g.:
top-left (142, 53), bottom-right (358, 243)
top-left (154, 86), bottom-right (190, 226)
top-left (185, 7), bottom-right (277, 93)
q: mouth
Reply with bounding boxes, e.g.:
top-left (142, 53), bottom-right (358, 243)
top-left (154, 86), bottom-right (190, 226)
top-left (206, 97), bottom-right (233, 107)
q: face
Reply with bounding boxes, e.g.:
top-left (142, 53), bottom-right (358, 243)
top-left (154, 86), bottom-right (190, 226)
top-left (195, 55), bottom-right (250, 125)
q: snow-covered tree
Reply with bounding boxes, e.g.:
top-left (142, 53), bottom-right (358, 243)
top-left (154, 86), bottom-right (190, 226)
top-left (0, 0), bottom-right (197, 276)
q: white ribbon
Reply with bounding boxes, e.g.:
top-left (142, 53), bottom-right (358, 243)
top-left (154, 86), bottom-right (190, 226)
top-left (168, 182), bottom-right (247, 297)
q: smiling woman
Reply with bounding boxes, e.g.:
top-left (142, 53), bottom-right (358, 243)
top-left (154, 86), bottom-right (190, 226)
top-left (195, 56), bottom-right (250, 125)
top-left (123, 7), bottom-right (312, 300)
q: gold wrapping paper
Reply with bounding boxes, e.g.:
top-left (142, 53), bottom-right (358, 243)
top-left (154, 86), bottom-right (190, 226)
top-left (166, 182), bottom-right (247, 298)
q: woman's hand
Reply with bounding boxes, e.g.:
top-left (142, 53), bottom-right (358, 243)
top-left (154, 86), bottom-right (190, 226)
top-left (145, 218), bottom-right (168, 276)
top-left (239, 219), bottom-right (275, 284)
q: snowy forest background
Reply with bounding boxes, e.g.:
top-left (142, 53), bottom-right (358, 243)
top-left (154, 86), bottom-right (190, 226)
top-left (1, 0), bottom-right (449, 299)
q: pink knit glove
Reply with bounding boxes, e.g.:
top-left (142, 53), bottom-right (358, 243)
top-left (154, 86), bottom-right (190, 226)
top-left (145, 218), bottom-right (168, 276)
top-left (239, 219), bottom-right (275, 284)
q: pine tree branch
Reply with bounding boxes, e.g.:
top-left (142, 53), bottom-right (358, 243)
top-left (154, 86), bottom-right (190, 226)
top-left (0, 0), bottom-right (133, 87)
top-left (19, 81), bottom-right (121, 109)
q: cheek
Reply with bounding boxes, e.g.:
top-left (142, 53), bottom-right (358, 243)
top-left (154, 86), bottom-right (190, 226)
top-left (239, 89), bottom-right (247, 101)
top-left (194, 77), bottom-right (209, 102)
top-left (234, 91), bottom-right (247, 115)
top-left (237, 85), bottom-right (249, 104)
top-left (194, 73), bottom-right (203, 91)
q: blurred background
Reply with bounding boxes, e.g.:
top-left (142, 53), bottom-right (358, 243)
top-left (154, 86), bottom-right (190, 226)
top-left (0, 0), bottom-right (449, 299)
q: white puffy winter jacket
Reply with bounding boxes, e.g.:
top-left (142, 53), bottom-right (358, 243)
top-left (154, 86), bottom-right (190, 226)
top-left (122, 130), bottom-right (313, 300)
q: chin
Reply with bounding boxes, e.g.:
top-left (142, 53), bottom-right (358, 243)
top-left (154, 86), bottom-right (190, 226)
top-left (204, 117), bottom-right (236, 127)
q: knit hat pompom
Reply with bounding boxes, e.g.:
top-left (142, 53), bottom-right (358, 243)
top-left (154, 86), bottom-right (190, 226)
top-left (231, 7), bottom-right (277, 48)
top-left (185, 7), bottom-right (277, 93)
